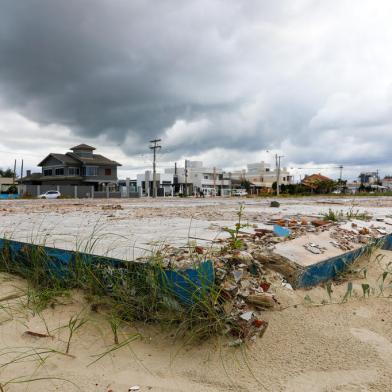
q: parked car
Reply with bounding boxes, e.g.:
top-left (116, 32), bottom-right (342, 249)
top-left (232, 189), bottom-right (248, 197)
top-left (38, 190), bottom-right (61, 199)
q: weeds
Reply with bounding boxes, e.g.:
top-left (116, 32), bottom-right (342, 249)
top-left (322, 208), bottom-right (344, 222)
top-left (65, 313), bottom-right (89, 354)
top-left (108, 314), bottom-right (121, 345)
top-left (222, 204), bottom-right (248, 249)
top-left (88, 333), bottom-right (141, 366)
top-left (322, 206), bottom-right (372, 222)
top-left (346, 205), bottom-right (372, 220)
top-left (0, 237), bottom-right (229, 344)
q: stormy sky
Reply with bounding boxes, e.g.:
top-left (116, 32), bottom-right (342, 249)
top-left (0, 0), bottom-right (392, 180)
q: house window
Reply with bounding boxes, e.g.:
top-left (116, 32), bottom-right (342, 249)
top-left (204, 175), bottom-right (208, 179)
top-left (43, 169), bottom-right (52, 176)
top-left (105, 168), bottom-right (112, 176)
top-left (266, 168), bottom-right (270, 172)
top-left (55, 168), bottom-right (64, 176)
top-left (86, 167), bottom-right (98, 176)
top-left (68, 167), bottom-right (80, 176)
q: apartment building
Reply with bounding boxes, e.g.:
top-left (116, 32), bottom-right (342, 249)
top-left (230, 161), bottom-right (293, 189)
top-left (164, 161), bottom-right (231, 196)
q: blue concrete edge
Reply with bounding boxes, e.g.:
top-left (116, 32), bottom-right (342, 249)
top-left (296, 233), bottom-right (392, 288)
top-left (0, 238), bottom-right (214, 306)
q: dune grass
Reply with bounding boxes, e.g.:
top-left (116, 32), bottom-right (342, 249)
top-left (0, 237), bottom-right (229, 344)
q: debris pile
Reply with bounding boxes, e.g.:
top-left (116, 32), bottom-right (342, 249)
top-left (215, 248), bottom-right (275, 343)
top-left (136, 209), bottom-right (392, 344)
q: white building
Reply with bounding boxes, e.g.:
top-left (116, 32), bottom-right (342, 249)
top-left (230, 161), bottom-right (293, 189)
top-left (136, 170), bottom-right (174, 196)
top-left (358, 172), bottom-right (379, 185)
top-left (135, 160), bottom-right (293, 197)
top-left (165, 160), bottom-right (231, 196)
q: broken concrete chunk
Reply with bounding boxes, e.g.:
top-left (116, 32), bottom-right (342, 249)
top-left (246, 293), bottom-right (275, 308)
top-left (312, 219), bottom-right (329, 227)
top-left (233, 250), bottom-right (253, 264)
top-left (240, 311), bottom-right (254, 321)
top-left (304, 243), bottom-right (323, 254)
top-left (232, 269), bottom-right (243, 283)
top-left (215, 268), bottom-right (227, 280)
top-left (222, 282), bottom-right (238, 293)
top-left (282, 281), bottom-right (293, 290)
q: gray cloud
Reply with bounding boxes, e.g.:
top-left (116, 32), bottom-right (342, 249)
top-left (0, 0), bottom-right (391, 174)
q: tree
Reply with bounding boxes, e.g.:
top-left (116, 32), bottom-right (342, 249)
top-left (6, 185), bottom-right (17, 194)
top-left (240, 179), bottom-right (251, 191)
top-left (0, 168), bottom-right (15, 178)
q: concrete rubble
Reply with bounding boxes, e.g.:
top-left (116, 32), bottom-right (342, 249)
top-left (138, 209), bottom-right (392, 343)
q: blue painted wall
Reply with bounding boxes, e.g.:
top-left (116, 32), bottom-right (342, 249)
top-left (0, 238), bottom-right (214, 305)
top-left (297, 234), bottom-right (392, 288)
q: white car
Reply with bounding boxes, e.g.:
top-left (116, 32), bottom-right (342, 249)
top-left (232, 189), bottom-right (248, 196)
top-left (38, 190), bottom-right (61, 199)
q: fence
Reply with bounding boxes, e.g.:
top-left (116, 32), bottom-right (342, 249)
top-left (20, 185), bottom-right (135, 199)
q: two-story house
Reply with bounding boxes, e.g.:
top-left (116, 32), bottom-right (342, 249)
top-left (22, 144), bottom-right (121, 191)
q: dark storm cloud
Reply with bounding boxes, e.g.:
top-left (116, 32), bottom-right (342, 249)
top-left (0, 0), bottom-right (392, 168)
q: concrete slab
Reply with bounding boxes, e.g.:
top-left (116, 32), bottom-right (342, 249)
top-left (274, 231), bottom-right (362, 267)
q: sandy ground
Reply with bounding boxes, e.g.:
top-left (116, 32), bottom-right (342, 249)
top-left (0, 248), bottom-right (391, 392)
top-left (1, 196), bottom-right (392, 260)
top-left (1, 196), bottom-right (392, 391)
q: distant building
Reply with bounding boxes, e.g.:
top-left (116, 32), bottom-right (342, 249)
top-left (358, 172), bottom-right (379, 185)
top-left (0, 177), bottom-right (15, 193)
top-left (137, 171), bottom-right (174, 197)
top-left (133, 160), bottom-right (293, 197)
top-left (230, 161), bottom-right (293, 190)
top-left (165, 161), bottom-right (231, 196)
top-left (21, 144), bottom-right (121, 191)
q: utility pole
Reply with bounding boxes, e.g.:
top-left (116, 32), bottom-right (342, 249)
top-left (213, 166), bottom-right (216, 197)
top-left (20, 159), bottom-right (24, 181)
top-left (13, 159), bottom-right (16, 185)
top-left (338, 165), bottom-right (343, 182)
top-left (149, 139), bottom-right (161, 198)
top-left (184, 160), bottom-right (188, 196)
top-left (275, 154), bottom-right (278, 195)
top-left (275, 154), bottom-right (284, 196)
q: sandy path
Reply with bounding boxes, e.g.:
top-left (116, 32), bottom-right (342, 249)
top-left (0, 249), bottom-right (391, 391)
